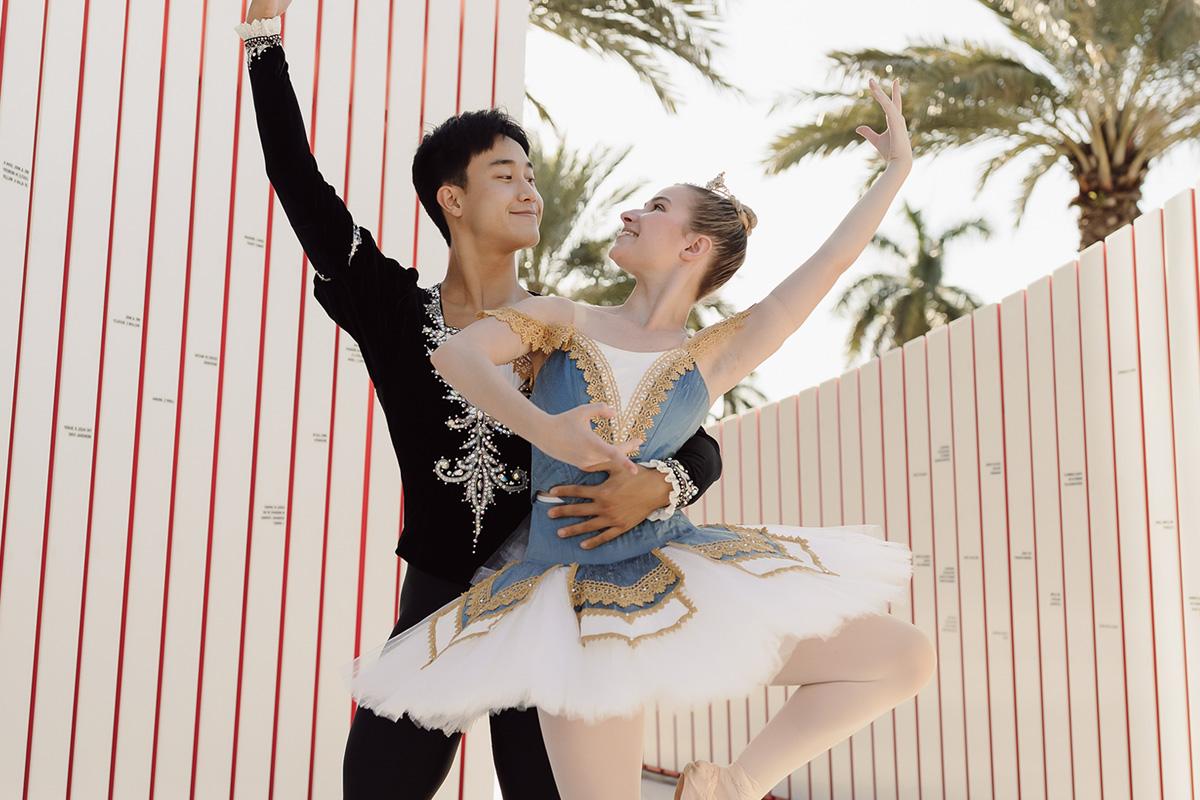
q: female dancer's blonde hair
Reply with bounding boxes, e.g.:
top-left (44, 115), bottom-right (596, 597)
top-left (685, 172), bottom-right (758, 299)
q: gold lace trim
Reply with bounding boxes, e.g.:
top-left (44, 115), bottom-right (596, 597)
top-left (423, 566), bottom-right (550, 667)
top-left (577, 550), bottom-right (696, 646)
top-left (685, 307), bottom-right (753, 360)
top-left (465, 566), bottom-right (545, 618)
top-left (564, 337), bottom-right (618, 443)
top-left (674, 523), bottom-right (840, 577)
top-left (481, 305), bottom-right (752, 451)
top-left (567, 549), bottom-right (683, 609)
top-left (578, 588), bottom-right (698, 647)
top-left (478, 307), bottom-right (573, 353)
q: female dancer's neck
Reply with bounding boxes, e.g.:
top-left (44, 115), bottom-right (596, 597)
top-left (618, 273), bottom-right (696, 335)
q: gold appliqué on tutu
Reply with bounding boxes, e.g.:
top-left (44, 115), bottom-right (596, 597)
top-left (423, 563), bottom-right (547, 667)
top-left (569, 550), bottom-right (698, 647)
top-left (672, 523), bottom-right (841, 578)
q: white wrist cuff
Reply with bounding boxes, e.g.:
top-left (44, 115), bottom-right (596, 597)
top-left (234, 15), bottom-right (281, 40)
top-left (642, 460), bottom-right (682, 521)
top-left (234, 16), bottom-right (282, 67)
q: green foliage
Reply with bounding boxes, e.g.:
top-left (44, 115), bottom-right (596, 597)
top-left (767, 0), bottom-right (1200, 246)
top-left (528, 0), bottom-right (735, 114)
top-left (836, 203), bottom-right (988, 360)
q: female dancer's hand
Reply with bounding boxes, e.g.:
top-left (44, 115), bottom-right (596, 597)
top-left (247, 0), bottom-right (293, 22)
top-left (541, 405), bottom-right (642, 475)
top-left (855, 78), bottom-right (912, 166)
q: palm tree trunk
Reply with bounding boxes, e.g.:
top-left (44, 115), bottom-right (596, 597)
top-left (1072, 165), bottom-right (1145, 249)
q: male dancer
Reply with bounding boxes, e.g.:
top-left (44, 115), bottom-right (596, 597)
top-left (237, 3), bottom-right (724, 797)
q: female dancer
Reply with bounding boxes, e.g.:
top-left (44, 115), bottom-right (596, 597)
top-left (349, 78), bottom-right (935, 800)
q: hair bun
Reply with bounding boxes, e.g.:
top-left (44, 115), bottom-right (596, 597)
top-left (704, 172), bottom-right (756, 237)
top-left (730, 198), bottom-right (757, 237)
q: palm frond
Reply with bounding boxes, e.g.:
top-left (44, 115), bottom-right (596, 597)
top-left (1014, 147), bottom-right (1065, 222)
top-left (529, 0), bottom-right (734, 113)
top-left (938, 218), bottom-right (992, 244)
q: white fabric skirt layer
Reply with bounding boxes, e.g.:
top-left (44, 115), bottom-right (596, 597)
top-left (345, 524), bottom-right (912, 735)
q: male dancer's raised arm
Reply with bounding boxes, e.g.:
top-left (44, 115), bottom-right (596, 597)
top-left (238, 0), bottom-right (418, 365)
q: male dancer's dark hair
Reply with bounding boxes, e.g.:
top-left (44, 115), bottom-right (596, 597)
top-left (412, 108), bottom-right (531, 245)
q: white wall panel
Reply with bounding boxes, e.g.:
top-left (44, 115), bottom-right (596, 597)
top-left (649, 190), bottom-right (1200, 798)
top-left (0, 1), bottom-right (527, 798)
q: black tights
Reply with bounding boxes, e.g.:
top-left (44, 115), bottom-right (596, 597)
top-left (343, 564), bottom-right (561, 799)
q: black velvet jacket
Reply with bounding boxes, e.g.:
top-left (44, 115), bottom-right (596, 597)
top-left (243, 36), bottom-right (722, 583)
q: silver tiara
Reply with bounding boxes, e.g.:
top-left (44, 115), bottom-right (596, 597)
top-left (705, 171), bottom-right (734, 200)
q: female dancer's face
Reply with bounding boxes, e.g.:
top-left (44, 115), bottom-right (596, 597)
top-left (452, 135), bottom-right (543, 251)
top-left (609, 185), bottom-right (708, 281)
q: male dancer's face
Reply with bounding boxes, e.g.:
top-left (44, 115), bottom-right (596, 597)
top-left (443, 135), bottom-right (542, 254)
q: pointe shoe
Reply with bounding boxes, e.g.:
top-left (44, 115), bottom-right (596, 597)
top-left (673, 761), bottom-right (764, 800)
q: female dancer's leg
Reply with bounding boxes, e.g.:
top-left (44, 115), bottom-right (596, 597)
top-left (733, 613), bottom-right (936, 794)
top-left (536, 708), bottom-right (645, 800)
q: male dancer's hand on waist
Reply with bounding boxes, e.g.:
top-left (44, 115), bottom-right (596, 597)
top-left (545, 460), bottom-right (675, 550)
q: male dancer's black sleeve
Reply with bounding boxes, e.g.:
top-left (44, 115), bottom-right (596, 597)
top-left (242, 26), bottom-right (418, 364)
top-left (672, 426), bottom-right (722, 507)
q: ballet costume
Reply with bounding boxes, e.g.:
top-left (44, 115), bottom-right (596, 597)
top-left (345, 307), bottom-right (914, 738)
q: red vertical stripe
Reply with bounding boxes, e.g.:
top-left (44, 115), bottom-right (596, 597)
top-left (148, 3), bottom-right (211, 796)
top-left (1151, 208), bottom-right (1193, 800)
top-left (813, 390), bottom-right (832, 798)
top-left (0, 0), bottom-right (50, 629)
top-left (1046, 277), bottom-right (1081, 799)
top-left (188, 0), bottom-right (251, 793)
top-left (994, 310), bottom-right (1025, 796)
top-left (21, 1), bottom-right (94, 795)
top-left (1129, 222), bottom-right (1168, 800)
top-left (65, 0), bottom-right (133, 794)
top-left (106, 3), bottom-right (176, 797)
top-left (794, 397), bottom-right (807, 798)
top-left (876, 359), bottom-right (900, 800)
top-left (0, 0), bottom-right (10, 104)
top-left (1182, 192), bottom-right (1198, 799)
top-left (967, 317), bottom-right (999, 800)
top-left (342, 0), bottom-right (372, 727)
top-left (457, 736), bottom-right (468, 800)
top-left (410, 0), bottom-right (432, 267)
top-left (855, 373), bottom-right (879, 800)
top-left (228, 2), bottom-right (292, 787)
top-left (943, 332), bottom-right (974, 796)
top-left (918, 341), bottom-right (949, 799)
top-left (306, 0), bottom-right (353, 791)
top-left (267, 9), bottom-right (327, 794)
top-left (455, 0), bottom-right (466, 113)
top-left (377, 0), bottom-right (402, 639)
top-left (489, 0), bottom-right (501, 107)
top-left (1020, 289), bottom-right (1052, 800)
top-left (898, 350), bottom-right (926, 799)
top-left (1097, 245), bottom-right (1137, 800)
top-left (1069, 260), bottom-right (1108, 800)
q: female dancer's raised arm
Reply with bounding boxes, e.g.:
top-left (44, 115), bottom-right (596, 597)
top-left (699, 78), bottom-right (912, 401)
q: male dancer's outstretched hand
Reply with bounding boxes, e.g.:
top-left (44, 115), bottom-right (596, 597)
top-left (546, 461), bottom-right (678, 550)
top-left (247, 0), bottom-right (293, 22)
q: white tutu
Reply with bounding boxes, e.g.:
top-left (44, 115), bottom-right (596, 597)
top-left (345, 523), bottom-right (912, 735)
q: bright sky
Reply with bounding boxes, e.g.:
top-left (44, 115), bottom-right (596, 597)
top-left (522, 0), bottom-right (1200, 407)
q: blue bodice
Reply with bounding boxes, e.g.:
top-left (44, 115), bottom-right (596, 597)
top-left (523, 341), bottom-right (713, 564)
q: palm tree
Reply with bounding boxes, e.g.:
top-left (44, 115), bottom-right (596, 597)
top-left (523, 136), bottom-right (765, 419)
top-left (528, 0), bottom-right (734, 116)
top-left (765, 0), bottom-right (1200, 248)
top-left (836, 203), bottom-right (988, 361)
